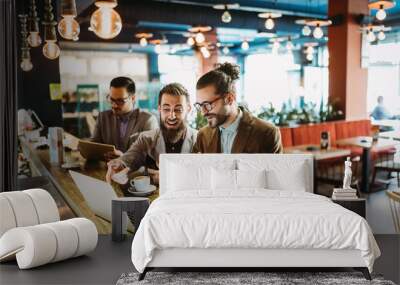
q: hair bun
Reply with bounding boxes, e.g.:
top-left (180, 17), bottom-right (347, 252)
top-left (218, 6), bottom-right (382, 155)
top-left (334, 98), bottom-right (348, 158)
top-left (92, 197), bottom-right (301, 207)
top-left (215, 62), bottom-right (240, 81)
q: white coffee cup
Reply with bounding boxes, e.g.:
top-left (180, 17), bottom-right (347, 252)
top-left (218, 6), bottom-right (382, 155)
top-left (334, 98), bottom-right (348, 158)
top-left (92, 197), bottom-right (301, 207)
top-left (131, 176), bottom-right (150, 192)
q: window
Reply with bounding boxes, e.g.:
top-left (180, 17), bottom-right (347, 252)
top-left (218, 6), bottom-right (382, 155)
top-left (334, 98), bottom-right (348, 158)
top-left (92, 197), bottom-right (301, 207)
top-left (243, 53), bottom-right (301, 112)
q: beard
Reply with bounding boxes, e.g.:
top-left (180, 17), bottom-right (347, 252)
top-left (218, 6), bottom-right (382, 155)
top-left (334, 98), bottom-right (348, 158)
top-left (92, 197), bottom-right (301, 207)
top-left (204, 112), bottom-right (229, 128)
top-left (160, 118), bottom-right (187, 143)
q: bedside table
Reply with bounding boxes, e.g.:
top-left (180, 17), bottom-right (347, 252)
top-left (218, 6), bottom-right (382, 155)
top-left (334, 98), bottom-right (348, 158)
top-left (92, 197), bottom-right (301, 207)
top-left (112, 197), bottom-right (150, 242)
top-left (332, 198), bottom-right (366, 218)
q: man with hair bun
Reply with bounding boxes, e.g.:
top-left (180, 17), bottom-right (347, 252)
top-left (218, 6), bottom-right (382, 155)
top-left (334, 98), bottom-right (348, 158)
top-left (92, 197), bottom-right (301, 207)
top-left (193, 62), bottom-right (283, 154)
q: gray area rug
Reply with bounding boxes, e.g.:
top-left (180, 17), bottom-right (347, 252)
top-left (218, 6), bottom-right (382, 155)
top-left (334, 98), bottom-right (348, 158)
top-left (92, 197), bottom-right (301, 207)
top-left (116, 271), bottom-right (396, 285)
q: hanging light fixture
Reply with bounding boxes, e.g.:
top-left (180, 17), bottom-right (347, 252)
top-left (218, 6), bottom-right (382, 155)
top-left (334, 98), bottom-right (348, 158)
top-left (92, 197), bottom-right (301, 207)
top-left (304, 19), bottom-right (332, 39)
top-left (376, 5), bottom-right (387, 20)
top-left (222, 46), bottom-right (230, 55)
top-left (200, 46), bottom-right (211, 58)
top-left (27, 0), bottom-right (42, 47)
top-left (58, 0), bottom-right (80, 40)
top-left (90, 0), bottom-right (122, 40)
top-left (42, 0), bottom-right (60, 60)
top-left (270, 38), bottom-right (281, 54)
top-left (213, 3), bottom-right (239, 23)
top-left (313, 24), bottom-right (323, 39)
top-left (295, 19), bottom-right (314, 37)
top-left (362, 24), bottom-right (391, 42)
top-left (258, 12), bottom-right (282, 30)
top-left (150, 38), bottom-right (167, 54)
top-left (286, 37), bottom-right (294, 51)
top-left (302, 25), bottom-right (312, 36)
top-left (195, 32), bottom-right (205, 43)
top-left (19, 15), bottom-right (33, 71)
top-left (187, 36), bottom-right (195, 46)
top-left (241, 40), bottom-right (250, 51)
top-left (368, 1), bottom-right (395, 21)
top-left (188, 26), bottom-right (212, 44)
top-left (367, 27), bottom-right (376, 42)
top-left (377, 29), bottom-right (386, 40)
top-left (303, 42), bottom-right (317, 62)
top-left (221, 6), bottom-right (232, 23)
top-left (135, 32), bottom-right (153, 47)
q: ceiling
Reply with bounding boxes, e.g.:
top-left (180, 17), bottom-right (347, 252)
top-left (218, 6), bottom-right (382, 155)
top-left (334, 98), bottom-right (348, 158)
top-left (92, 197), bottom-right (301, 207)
top-left (73, 0), bottom-right (400, 55)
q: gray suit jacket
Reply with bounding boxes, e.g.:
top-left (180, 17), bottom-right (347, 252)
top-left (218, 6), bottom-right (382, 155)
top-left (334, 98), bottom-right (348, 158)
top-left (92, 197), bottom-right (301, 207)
top-left (91, 109), bottom-right (158, 152)
top-left (120, 127), bottom-right (198, 171)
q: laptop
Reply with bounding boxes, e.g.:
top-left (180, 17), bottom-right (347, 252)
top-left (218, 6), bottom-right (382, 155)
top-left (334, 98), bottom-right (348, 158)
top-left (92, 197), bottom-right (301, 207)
top-left (69, 171), bottom-right (133, 230)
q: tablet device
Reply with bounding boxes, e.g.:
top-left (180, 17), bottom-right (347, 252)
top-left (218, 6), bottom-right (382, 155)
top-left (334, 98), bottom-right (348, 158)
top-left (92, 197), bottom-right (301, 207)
top-left (78, 140), bottom-right (115, 161)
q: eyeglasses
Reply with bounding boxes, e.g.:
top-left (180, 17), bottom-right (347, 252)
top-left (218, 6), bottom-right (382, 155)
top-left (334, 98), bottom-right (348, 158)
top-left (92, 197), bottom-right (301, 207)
top-left (193, 96), bottom-right (224, 112)
top-left (161, 107), bottom-right (184, 115)
top-left (106, 95), bottom-right (131, 106)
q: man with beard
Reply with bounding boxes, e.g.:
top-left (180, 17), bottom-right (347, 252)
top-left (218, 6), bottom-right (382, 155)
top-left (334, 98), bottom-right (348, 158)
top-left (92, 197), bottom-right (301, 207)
top-left (192, 62), bottom-right (282, 154)
top-left (91, 77), bottom-right (158, 159)
top-left (106, 83), bottom-right (197, 185)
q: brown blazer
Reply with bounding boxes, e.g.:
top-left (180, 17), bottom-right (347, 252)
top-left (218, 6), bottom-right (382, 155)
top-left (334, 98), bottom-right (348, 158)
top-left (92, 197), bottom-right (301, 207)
top-left (91, 108), bottom-right (158, 152)
top-left (192, 107), bottom-right (283, 154)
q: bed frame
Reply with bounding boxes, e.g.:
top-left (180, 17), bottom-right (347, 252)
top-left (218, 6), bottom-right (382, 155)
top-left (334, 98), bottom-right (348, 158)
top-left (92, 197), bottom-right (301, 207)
top-left (139, 248), bottom-right (371, 280)
top-left (138, 154), bottom-right (371, 281)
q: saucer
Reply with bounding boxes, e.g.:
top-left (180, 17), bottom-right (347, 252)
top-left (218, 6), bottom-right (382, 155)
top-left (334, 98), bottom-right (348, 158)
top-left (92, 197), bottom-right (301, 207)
top-left (127, 185), bottom-right (157, 197)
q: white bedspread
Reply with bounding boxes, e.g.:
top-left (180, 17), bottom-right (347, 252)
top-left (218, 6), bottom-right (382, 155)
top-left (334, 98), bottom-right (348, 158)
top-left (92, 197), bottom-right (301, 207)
top-left (131, 190), bottom-right (380, 273)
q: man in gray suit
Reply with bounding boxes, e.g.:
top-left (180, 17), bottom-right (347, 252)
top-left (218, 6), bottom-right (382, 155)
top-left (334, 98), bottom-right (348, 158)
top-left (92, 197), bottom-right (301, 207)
top-left (106, 83), bottom-right (197, 185)
top-left (92, 77), bottom-right (158, 159)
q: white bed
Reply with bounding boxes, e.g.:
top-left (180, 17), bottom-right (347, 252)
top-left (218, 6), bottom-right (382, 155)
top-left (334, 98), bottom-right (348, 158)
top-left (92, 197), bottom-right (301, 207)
top-left (131, 154), bottom-right (380, 280)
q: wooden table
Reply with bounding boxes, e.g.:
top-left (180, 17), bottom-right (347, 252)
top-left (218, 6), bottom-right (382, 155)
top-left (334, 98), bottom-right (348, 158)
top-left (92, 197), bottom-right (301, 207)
top-left (336, 136), bottom-right (399, 193)
top-left (284, 145), bottom-right (351, 161)
top-left (284, 145), bottom-right (351, 193)
top-left (379, 131), bottom-right (400, 141)
top-left (20, 135), bottom-right (159, 234)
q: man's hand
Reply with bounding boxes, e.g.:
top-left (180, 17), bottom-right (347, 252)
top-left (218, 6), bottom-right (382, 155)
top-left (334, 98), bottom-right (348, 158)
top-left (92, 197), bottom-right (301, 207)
top-left (106, 159), bottom-right (126, 183)
top-left (147, 168), bottom-right (159, 185)
top-left (104, 149), bottom-right (124, 161)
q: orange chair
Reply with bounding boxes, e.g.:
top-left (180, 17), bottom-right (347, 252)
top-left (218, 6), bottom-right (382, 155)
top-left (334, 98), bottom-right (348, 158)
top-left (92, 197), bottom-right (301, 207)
top-left (279, 127), bottom-right (294, 148)
top-left (291, 122), bottom-right (337, 146)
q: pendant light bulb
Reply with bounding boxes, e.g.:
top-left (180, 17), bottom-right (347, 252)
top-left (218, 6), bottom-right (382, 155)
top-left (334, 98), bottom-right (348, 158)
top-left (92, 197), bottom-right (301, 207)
top-left (187, 37), bottom-right (195, 46)
top-left (58, 15), bottom-right (80, 40)
top-left (302, 25), bottom-right (311, 36)
top-left (222, 46), bottom-right (230, 55)
top-left (42, 41), bottom-right (60, 59)
top-left (367, 29), bottom-right (376, 42)
top-left (241, 40), bottom-right (249, 51)
top-left (306, 46), bottom-right (314, 54)
top-left (20, 58), bottom-right (33, 71)
top-left (306, 53), bottom-right (313, 61)
top-left (195, 32), bottom-right (205, 43)
top-left (90, 2), bottom-right (122, 40)
top-left (376, 5), bottom-right (387, 20)
top-left (221, 10), bottom-right (232, 23)
top-left (27, 32), bottom-right (42, 47)
top-left (154, 44), bottom-right (162, 54)
top-left (265, 17), bottom-right (275, 30)
top-left (140, 37), bottom-right (148, 47)
top-left (313, 24), bottom-right (323, 39)
top-left (377, 30), bottom-right (386, 41)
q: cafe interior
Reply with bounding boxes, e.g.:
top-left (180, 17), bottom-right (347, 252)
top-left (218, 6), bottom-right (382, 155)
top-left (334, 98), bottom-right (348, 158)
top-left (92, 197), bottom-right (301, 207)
top-left (1, 0), bottom-right (400, 284)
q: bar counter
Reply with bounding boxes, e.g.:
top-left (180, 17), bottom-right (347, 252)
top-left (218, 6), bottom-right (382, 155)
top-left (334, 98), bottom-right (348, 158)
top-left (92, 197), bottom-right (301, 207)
top-left (20, 136), bottom-right (123, 234)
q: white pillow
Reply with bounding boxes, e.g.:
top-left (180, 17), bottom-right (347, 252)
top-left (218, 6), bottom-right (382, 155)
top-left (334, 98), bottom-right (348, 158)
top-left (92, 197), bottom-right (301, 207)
top-left (211, 168), bottom-right (236, 190)
top-left (167, 162), bottom-right (211, 191)
top-left (237, 169), bottom-right (267, 189)
top-left (266, 163), bottom-right (307, 191)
